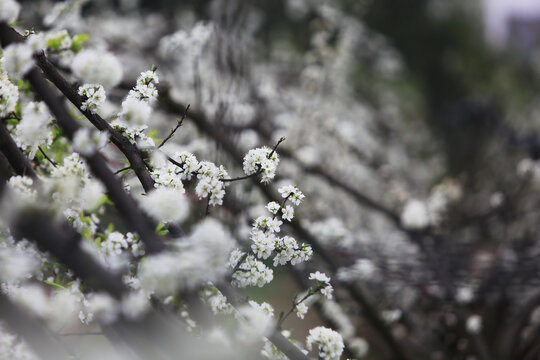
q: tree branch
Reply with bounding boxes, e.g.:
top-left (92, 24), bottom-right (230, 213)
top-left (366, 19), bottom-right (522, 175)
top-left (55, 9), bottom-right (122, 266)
top-left (0, 121), bottom-right (37, 179)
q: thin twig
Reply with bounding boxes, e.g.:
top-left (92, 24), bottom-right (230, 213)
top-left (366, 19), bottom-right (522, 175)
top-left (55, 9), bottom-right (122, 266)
top-left (269, 136), bottom-right (285, 159)
top-left (221, 170), bottom-right (261, 182)
top-left (58, 332), bottom-right (104, 337)
top-left (158, 104), bottom-right (190, 149)
top-left (278, 285), bottom-right (322, 328)
top-left (115, 166), bottom-right (131, 175)
top-left (39, 146), bottom-right (57, 167)
top-left (205, 197), bottom-right (211, 216)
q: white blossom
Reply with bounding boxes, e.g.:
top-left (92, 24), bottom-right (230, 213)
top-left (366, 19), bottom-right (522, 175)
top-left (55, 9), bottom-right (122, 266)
top-left (278, 184), bottom-right (305, 206)
top-left (151, 163), bottom-right (185, 189)
top-left (236, 301), bottom-right (274, 341)
top-left (207, 291), bottom-right (233, 315)
top-left (254, 216), bottom-right (282, 233)
top-left (0, 76), bottom-right (18, 117)
top-left (243, 147), bottom-right (279, 182)
top-left (321, 285), bottom-right (333, 300)
top-left (14, 101), bottom-right (53, 159)
top-left (265, 201), bottom-right (280, 215)
top-left (78, 84), bottom-right (106, 113)
top-left (348, 337), bottom-right (369, 358)
top-left (295, 302), bottom-right (308, 319)
top-left (195, 161), bottom-right (228, 206)
top-left (87, 292), bottom-right (119, 325)
top-left (118, 96), bottom-right (152, 127)
top-left (0, 323), bottom-right (38, 360)
top-left (400, 199), bottom-right (430, 230)
top-left (26, 33), bottom-right (46, 52)
top-left (251, 230), bottom-right (276, 259)
top-left (139, 219), bottom-right (235, 294)
top-left (306, 326), bottom-right (344, 360)
top-left (72, 127), bottom-right (109, 155)
top-left (3, 43), bottom-right (34, 79)
top-left (0, 0), bottom-right (21, 24)
top-left (129, 69), bottom-right (159, 103)
top-left (139, 187), bottom-right (189, 223)
top-left (122, 290), bottom-right (151, 320)
top-left (281, 205), bottom-right (294, 221)
top-left (309, 271), bottom-right (331, 283)
top-left (0, 247), bottom-right (39, 282)
top-left (71, 49), bottom-right (123, 88)
top-left (172, 151), bottom-right (198, 180)
top-left (466, 315), bottom-right (482, 335)
top-left (230, 251), bottom-right (274, 288)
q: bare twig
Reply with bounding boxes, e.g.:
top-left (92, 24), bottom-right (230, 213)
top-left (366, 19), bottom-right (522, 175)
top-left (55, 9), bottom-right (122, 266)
top-left (39, 146), bottom-right (57, 167)
top-left (158, 104), bottom-right (190, 149)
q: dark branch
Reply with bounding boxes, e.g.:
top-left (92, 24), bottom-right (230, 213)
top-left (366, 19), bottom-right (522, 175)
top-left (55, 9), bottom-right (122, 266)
top-left (0, 121), bottom-right (37, 179)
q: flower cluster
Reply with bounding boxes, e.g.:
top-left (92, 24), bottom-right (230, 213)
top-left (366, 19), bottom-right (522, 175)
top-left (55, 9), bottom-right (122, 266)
top-left (2, 43), bottom-right (34, 79)
top-left (236, 300), bottom-right (275, 340)
top-left (136, 219), bottom-right (234, 297)
top-left (111, 69), bottom-right (159, 149)
top-left (306, 326), bottom-right (345, 360)
top-left (400, 179), bottom-right (462, 230)
top-left (159, 21), bottom-right (213, 58)
top-left (151, 163), bottom-right (185, 189)
top-left (0, 0), bottom-right (20, 24)
top-left (195, 161), bottom-right (229, 206)
top-left (46, 153), bottom-right (105, 212)
top-left (101, 231), bottom-right (144, 258)
top-left (14, 101), bottom-right (54, 159)
top-left (118, 96), bottom-right (152, 127)
top-left (309, 271), bottom-right (334, 300)
top-left (72, 127), bottom-right (109, 156)
top-left (243, 147), bottom-right (279, 182)
top-left (0, 70), bottom-right (19, 117)
top-left (151, 151), bottom-right (232, 207)
top-left (273, 236), bottom-right (312, 266)
top-left (278, 184), bottom-right (305, 205)
top-left (129, 70), bottom-right (159, 103)
top-left (71, 49), bottom-right (123, 88)
top-left (45, 29), bottom-right (72, 50)
top-left (230, 186), bottom-right (312, 288)
top-left (78, 84), bottom-right (106, 113)
top-left (172, 151), bottom-right (199, 180)
top-left (229, 249), bottom-right (274, 287)
top-left (139, 186), bottom-right (189, 223)
top-left (265, 200), bottom-right (294, 222)
top-left (204, 289), bottom-right (234, 315)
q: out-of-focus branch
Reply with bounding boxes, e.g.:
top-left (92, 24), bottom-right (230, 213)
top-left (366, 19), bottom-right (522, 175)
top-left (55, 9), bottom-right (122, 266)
top-left (0, 294), bottom-right (71, 360)
top-left (12, 210), bottom-right (126, 298)
top-left (0, 121), bottom-right (37, 179)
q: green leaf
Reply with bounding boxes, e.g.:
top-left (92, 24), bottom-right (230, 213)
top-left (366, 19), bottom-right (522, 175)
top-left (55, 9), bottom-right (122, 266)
top-left (158, 229), bottom-right (169, 236)
top-left (44, 280), bottom-right (66, 290)
top-left (156, 224), bottom-right (169, 236)
top-left (17, 79), bottom-right (31, 95)
top-left (71, 34), bottom-right (89, 53)
top-left (147, 129), bottom-right (159, 140)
